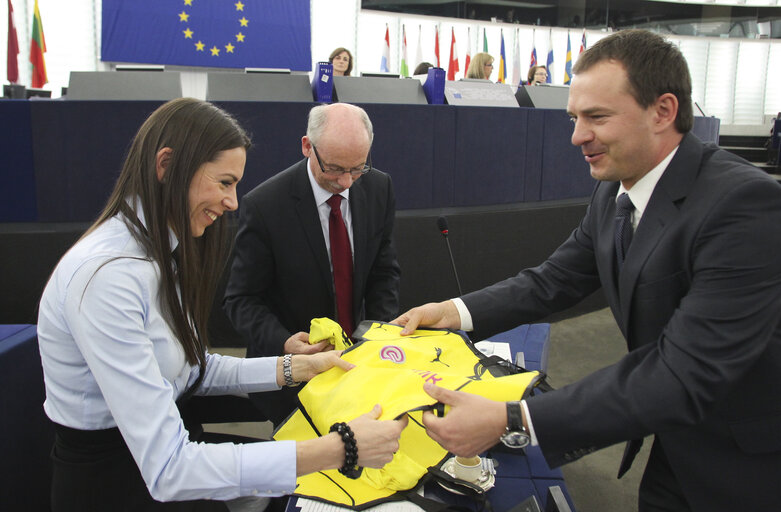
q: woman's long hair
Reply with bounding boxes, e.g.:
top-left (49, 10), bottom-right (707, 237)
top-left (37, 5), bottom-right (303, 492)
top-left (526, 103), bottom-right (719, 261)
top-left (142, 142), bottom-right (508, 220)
top-left (466, 52), bottom-right (493, 79)
top-left (86, 98), bottom-right (250, 367)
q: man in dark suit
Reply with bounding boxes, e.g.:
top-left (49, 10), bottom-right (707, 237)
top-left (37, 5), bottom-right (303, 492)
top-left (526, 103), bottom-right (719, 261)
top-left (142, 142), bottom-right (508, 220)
top-left (224, 103), bottom-right (401, 423)
top-left (394, 30), bottom-right (781, 511)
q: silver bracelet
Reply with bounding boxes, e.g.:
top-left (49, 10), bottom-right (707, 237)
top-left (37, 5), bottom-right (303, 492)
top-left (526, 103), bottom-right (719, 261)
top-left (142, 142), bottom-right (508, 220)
top-left (283, 354), bottom-right (297, 387)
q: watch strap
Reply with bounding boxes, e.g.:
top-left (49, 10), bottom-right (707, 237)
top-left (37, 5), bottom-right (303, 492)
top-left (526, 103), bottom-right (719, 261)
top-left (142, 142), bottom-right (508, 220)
top-left (506, 401), bottom-right (524, 432)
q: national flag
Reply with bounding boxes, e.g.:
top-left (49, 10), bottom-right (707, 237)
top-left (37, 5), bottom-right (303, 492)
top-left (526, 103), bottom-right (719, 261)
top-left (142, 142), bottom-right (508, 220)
top-left (511, 28), bottom-right (520, 86)
top-left (483, 28), bottom-right (488, 52)
top-left (464, 27), bottom-right (471, 76)
top-left (380, 24), bottom-right (390, 72)
top-left (6, 0), bottom-right (19, 84)
top-left (101, 0), bottom-right (311, 71)
top-left (434, 25), bottom-right (440, 67)
top-left (447, 28), bottom-right (459, 80)
top-left (415, 25), bottom-right (423, 69)
top-left (564, 33), bottom-right (573, 85)
top-left (29, 0), bottom-right (46, 88)
top-left (400, 25), bottom-right (409, 77)
top-left (497, 30), bottom-right (506, 83)
top-left (546, 32), bottom-right (554, 84)
top-left (530, 38), bottom-right (537, 68)
top-left (580, 30), bottom-right (587, 54)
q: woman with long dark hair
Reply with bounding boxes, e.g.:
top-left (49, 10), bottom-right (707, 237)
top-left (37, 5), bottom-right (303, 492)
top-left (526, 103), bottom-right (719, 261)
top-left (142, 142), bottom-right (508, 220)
top-left (37, 98), bottom-right (405, 511)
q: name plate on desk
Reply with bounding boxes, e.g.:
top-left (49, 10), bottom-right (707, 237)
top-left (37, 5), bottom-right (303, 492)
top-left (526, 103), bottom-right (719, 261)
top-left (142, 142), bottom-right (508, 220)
top-left (444, 80), bottom-right (519, 108)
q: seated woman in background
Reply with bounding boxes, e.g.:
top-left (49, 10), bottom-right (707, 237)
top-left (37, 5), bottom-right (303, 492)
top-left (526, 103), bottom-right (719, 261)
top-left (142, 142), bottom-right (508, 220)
top-left (413, 62), bottom-right (433, 75)
top-left (37, 98), bottom-right (406, 512)
top-left (465, 52), bottom-right (494, 80)
top-left (329, 47), bottom-right (353, 76)
top-left (527, 65), bottom-right (548, 85)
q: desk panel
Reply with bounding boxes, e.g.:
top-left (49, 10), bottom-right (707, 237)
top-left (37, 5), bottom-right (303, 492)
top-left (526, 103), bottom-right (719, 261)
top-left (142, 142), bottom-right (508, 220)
top-left (2, 100), bottom-right (720, 223)
top-left (0, 101), bottom-right (37, 222)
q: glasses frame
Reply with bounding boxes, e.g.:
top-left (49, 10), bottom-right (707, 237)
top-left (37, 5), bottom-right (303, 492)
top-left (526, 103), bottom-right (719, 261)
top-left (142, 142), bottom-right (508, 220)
top-left (312, 144), bottom-right (372, 177)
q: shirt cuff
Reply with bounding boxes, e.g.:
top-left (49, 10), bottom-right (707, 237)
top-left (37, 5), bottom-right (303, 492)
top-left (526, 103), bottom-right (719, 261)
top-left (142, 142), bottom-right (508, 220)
top-left (239, 357), bottom-right (283, 393)
top-left (239, 440), bottom-right (297, 497)
top-left (520, 400), bottom-right (539, 446)
top-left (451, 298), bottom-right (473, 332)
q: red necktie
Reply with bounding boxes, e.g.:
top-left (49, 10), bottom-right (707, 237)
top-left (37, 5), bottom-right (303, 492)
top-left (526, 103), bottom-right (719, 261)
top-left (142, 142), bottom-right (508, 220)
top-left (326, 195), bottom-right (354, 337)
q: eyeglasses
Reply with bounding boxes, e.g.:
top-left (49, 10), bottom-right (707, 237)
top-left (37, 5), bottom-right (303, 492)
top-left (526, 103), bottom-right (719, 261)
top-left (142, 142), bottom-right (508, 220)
top-left (312, 144), bottom-right (372, 177)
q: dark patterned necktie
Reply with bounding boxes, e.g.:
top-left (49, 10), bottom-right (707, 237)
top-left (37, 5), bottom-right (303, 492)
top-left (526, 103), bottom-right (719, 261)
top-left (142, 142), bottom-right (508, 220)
top-left (326, 194), bottom-right (354, 337)
top-left (614, 192), bottom-right (635, 273)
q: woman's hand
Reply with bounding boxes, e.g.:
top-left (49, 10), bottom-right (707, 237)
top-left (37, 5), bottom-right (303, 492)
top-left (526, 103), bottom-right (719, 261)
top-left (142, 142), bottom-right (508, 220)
top-left (295, 351), bottom-right (355, 382)
top-left (295, 404), bottom-right (408, 476)
top-left (349, 404), bottom-right (408, 468)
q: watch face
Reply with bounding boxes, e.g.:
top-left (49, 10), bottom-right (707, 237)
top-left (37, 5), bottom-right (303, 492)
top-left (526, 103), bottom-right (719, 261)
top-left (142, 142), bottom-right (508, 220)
top-left (501, 431), bottom-right (530, 449)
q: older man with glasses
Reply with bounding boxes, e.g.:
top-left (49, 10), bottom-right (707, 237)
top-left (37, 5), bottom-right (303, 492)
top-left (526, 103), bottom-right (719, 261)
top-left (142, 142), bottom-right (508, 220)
top-left (224, 103), bottom-right (401, 424)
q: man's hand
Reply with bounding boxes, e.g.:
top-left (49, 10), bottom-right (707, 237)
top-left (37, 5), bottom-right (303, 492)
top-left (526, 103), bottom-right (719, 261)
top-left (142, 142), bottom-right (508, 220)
top-left (391, 300), bottom-right (461, 335)
top-left (349, 404), bottom-right (409, 468)
top-left (422, 383), bottom-right (506, 457)
top-left (284, 331), bottom-right (331, 354)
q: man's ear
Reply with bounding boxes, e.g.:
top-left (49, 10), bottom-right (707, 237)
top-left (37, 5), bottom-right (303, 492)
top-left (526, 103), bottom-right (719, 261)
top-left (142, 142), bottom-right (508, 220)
top-left (301, 136), bottom-right (311, 159)
top-left (653, 93), bottom-right (679, 132)
top-left (156, 147), bottom-right (173, 183)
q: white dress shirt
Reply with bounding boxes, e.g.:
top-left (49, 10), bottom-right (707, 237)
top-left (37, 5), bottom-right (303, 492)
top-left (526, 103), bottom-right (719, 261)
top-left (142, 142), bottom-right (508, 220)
top-left (37, 208), bottom-right (297, 502)
top-left (307, 158), bottom-right (355, 269)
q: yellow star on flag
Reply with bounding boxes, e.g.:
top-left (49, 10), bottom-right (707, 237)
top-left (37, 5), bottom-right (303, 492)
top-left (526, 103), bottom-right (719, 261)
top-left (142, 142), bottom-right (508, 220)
top-left (236, 32), bottom-right (245, 43)
top-left (225, 43), bottom-right (235, 53)
top-left (178, 11), bottom-right (189, 22)
top-left (239, 17), bottom-right (249, 27)
top-left (210, 46), bottom-right (220, 56)
top-left (235, 1), bottom-right (244, 11)
top-left (183, 28), bottom-right (194, 39)
top-left (195, 41), bottom-right (205, 51)
top-left (184, 0), bottom-right (193, 5)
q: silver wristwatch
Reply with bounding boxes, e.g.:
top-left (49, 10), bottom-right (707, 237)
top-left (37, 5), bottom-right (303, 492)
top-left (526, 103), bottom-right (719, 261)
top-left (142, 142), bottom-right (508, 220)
top-left (282, 353), bottom-right (299, 387)
top-left (500, 401), bottom-right (530, 449)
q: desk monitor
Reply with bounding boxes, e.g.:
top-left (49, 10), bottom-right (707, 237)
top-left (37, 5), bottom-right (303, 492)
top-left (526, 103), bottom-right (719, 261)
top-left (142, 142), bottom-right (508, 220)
top-left (205, 72), bottom-right (312, 102)
top-left (360, 72), bottom-right (400, 78)
top-left (515, 84), bottom-right (569, 109)
top-left (444, 80), bottom-right (519, 108)
top-left (3, 84), bottom-right (26, 99)
top-left (115, 64), bottom-right (164, 72)
top-left (245, 68), bottom-right (291, 74)
top-left (26, 88), bottom-right (51, 99)
top-left (332, 76), bottom-right (427, 105)
top-left (66, 71), bottom-right (182, 100)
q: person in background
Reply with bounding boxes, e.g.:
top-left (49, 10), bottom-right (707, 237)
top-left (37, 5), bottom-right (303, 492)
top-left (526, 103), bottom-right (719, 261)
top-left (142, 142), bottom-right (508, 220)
top-left (394, 29), bottom-right (781, 512)
top-left (527, 65), bottom-right (548, 85)
top-left (329, 47), bottom-right (353, 77)
top-left (224, 103), bottom-right (401, 425)
top-left (37, 98), bottom-right (406, 512)
top-left (465, 52), bottom-right (494, 80)
top-left (413, 62), bottom-right (433, 75)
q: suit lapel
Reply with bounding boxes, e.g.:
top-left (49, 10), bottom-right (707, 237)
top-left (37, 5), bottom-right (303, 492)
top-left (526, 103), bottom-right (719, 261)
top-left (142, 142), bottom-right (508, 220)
top-left (617, 134), bottom-right (703, 336)
top-left (291, 161), bottom-right (335, 294)
top-left (349, 180), bottom-right (367, 317)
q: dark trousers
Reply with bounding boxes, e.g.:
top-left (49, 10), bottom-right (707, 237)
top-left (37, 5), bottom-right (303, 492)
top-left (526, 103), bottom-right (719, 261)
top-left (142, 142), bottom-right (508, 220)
top-left (638, 438), bottom-right (692, 512)
top-left (50, 423), bottom-right (228, 512)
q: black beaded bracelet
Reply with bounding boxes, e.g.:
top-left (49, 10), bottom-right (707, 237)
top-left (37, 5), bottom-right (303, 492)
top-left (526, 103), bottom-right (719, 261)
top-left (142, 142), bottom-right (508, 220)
top-left (329, 422), bottom-right (363, 479)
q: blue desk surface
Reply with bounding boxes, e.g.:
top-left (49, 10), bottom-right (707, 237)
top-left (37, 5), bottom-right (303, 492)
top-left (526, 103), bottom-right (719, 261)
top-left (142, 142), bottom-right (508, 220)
top-left (0, 324), bottom-right (54, 512)
top-left (287, 323), bottom-right (576, 512)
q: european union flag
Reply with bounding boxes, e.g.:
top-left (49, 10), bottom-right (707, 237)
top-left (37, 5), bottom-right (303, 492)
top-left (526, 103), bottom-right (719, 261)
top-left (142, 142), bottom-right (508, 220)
top-left (101, 0), bottom-right (311, 71)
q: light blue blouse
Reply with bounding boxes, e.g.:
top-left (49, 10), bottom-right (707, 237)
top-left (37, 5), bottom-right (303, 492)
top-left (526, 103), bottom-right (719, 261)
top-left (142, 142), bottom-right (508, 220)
top-left (38, 212), bottom-right (296, 502)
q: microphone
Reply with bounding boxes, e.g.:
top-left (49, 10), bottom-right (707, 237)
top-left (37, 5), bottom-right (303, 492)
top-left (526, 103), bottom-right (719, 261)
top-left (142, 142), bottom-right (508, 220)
top-left (436, 216), bottom-right (463, 296)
